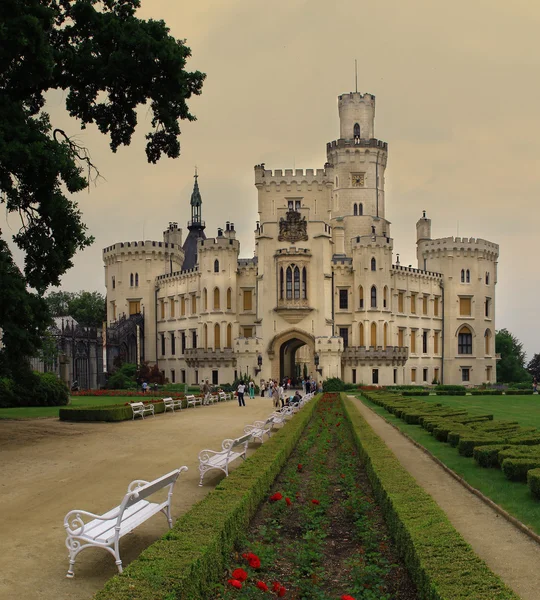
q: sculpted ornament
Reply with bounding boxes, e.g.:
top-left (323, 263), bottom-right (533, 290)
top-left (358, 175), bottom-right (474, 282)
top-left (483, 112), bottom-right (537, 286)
top-left (278, 211), bottom-right (308, 243)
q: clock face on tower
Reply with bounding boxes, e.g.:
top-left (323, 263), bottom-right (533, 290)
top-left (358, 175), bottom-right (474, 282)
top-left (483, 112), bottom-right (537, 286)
top-left (351, 172), bottom-right (365, 187)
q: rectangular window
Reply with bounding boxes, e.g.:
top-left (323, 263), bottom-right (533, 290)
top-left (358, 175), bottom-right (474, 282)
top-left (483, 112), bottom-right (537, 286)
top-left (192, 294), bottom-right (197, 314)
top-left (422, 295), bottom-right (428, 315)
top-left (458, 331), bottom-right (473, 354)
top-left (181, 331), bottom-right (186, 354)
top-left (398, 292), bottom-right (404, 313)
top-left (459, 297), bottom-right (472, 316)
top-left (485, 297), bottom-right (491, 318)
top-left (181, 296), bottom-right (187, 316)
top-left (462, 368), bottom-right (470, 382)
top-left (486, 366), bottom-right (492, 382)
top-left (112, 302), bottom-right (117, 321)
top-left (411, 368), bottom-right (416, 383)
top-left (434, 297), bottom-right (440, 316)
top-left (434, 331), bottom-right (439, 354)
top-left (295, 200), bottom-right (301, 210)
top-left (410, 330), bottom-right (416, 354)
top-left (422, 331), bottom-right (428, 354)
top-left (434, 368), bottom-right (440, 383)
top-left (192, 330), bottom-right (197, 349)
top-left (181, 369), bottom-right (186, 384)
top-left (212, 370), bottom-right (218, 385)
top-left (243, 290), bottom-right (253, 311)
top-left (352, 369), bottom-right (357, 384)
top-left (160, 300), bottom-right (165, 320)
top-left (195, 370), bottom-right (199, 385)
top-left (393, 368), bottom-right (397, 384)
top-left (423, 368), bottom-right (428, 382)
top-left (339, 327), bottom-right (349, 348)
top-left (288, 200), bottom-right (294, 210)
top-left (129, 301), bottom-right (140, 315)
top-left (161, 334), bottom-right (166, 356)
top-left (112, 276), bottom-right (116, 290)
top-left (398, 329), bottom-right (404, 347)
top-left (243, 327), bottom-right (253, 338)
top-left (170, 332), bottom-right (176, 355)
top-left (339, 289), bottom-right (348, 310)
top-left (170, 369), bottom-right (176, 383)
top-left (410, 293), bottom-right (417, 314)
top-left (372, 369), bottom-right (379, 385)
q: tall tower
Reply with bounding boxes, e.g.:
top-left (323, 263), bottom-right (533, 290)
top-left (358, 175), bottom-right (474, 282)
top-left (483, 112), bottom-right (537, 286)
top-left (327, 92), bottom-right (390, 254)
top-left (182, 170), bottom-right (206, 271)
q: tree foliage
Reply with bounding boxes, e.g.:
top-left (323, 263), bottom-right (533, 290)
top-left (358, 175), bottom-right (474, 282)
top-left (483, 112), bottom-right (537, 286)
top-left (46, 290), bottom-right (106, 327)
top-left (495, 329), bottom-right (530, 383)
top-left (527, 354), bottom-right (540, 382)
top-left (0, 0), bottom-right (205, 377)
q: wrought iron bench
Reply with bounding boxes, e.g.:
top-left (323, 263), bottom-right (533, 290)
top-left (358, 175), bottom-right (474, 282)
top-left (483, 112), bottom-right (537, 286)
top-left (163, 397), bottom-right (183, 412)
top-left (198, 433), bottom-right (251, 486)
top-left (130, 401), bottom-right (154, 420)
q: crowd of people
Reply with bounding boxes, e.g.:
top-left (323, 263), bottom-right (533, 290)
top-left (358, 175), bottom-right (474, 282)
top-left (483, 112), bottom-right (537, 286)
top-left (259, 377), bottom-right (321, 409)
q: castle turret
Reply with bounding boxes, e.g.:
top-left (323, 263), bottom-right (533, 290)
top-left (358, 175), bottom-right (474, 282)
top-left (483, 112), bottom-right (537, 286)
top-left (338, 92), bottom-right (375, 141)
top-left (182, 171), bottom-right (206, 271)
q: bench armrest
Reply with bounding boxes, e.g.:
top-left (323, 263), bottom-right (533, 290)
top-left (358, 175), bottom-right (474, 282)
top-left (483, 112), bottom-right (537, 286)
top-left (64, 509), bottom-right (119, 535)
top-left (127, 479), bottom-right (150, 493)
top-left (244, 425), bottom-right (257, 434)
top-left (198, 448), bottom-right (222, 461)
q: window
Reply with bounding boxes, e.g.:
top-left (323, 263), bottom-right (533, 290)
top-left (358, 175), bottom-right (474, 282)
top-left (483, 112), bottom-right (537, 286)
top-left (170, 332), bottom-right (176, 355)
top-left (393, 369), bottom-right (397, 384)
top-left (383, 286), bottom-right (388, 308)
top-left (339, 289), bottom-right (348, 310)
top-left (459, 297), bottom-right (472, 316)
top-left (302, 267), bottom-right (307, 299)
top-left (203, 288), bottom-right (208, 310)
top-left (398, 329), bottom-right (404, 347)
top-left (486, 366), bottom-right (492, 382)
top-left (485, 272), bottom-right (490, 285)
top-left (243, 327), bottom-right (253, 338)
top-left (352, 369), bottom-right (357, 384)
top-left (384, 323), bottom-right (388, 347)
top-left (130, 273), bottom-right (134, 286)
top-left (410, 293), bottom-right (417, 314)
top-left (460, 269), bottom-right (465, 283)
top-left (212, 370), bottom-right (219, 385)
top-left (466, 269), bottom-right (470, 283)
top-left (295, 200), bottom-right (301, 210)
top-left (359, 285), bottom-right (364, 309)
top-left (411, 368), bottom-right (416, 383)
top-left (181, 331), bottom-right (186, 354)
top-left (226, 323), bottom-right (232, 347)
top-left (286, 267), bottom-right (292, 299)
top-left (279, 268), bottom-right (284, 300)
top-left (358, 203), bottom-right (363, 215)
top-left (195, 370), bottom-right (199, 385)
top-left (353, 203), bottom-right (358, 216)
top-left (160, 300), bottom-right (165, 320)
top-left (354, 122), bottom-right (361, 141)
top-left (214, 323), bottom-right (221, 349)
top-left (170, 298), bottom-right (175, 318)
top-left (484, 329), bottom-right (491, 355)
top-left (135, 273), bottom-right (139, 286)
top-left (170, 369), bottom-right (175, 383)
top-left (243, 290), bottom-right (253, 311)
top-left (370, 285), bottom-right (377, 308)
top-left (181, 369), bottom-right (186, 384)
top-left (434, 331), bottom-right (440, 354)
top-left (458, 326), bottom-right (473, 354)
top-left (410, 330), bottom-right (416, 353)
top-left (181, 296), bottom-right (186, 316)
top-left (191, 330), bottom-right (197, 349)
top-left (112, 276), bottom-right (115, 289)
top-left (227, 288), bottom-right (232, 310)
top-left (129, 301), bottom-right (140, 315)
top-left (203, 324), bottom-right (208, 349)
top-left (423, 368), bottom-right (428, 382)
top-left (288, 200), bottom-right (294, 210)
top-left (434, 297), bottom-right (440, 316)
top-left (191, 294), bottom-right (197, 314)
top-left (370, 322), bottom-right (377, 346)
top-left (372, 368), bottom-right (379, 384)
top-left (339, 327), bottom-right (349, 348)
top-left (213, 287), bottom-right (220, 310)
top-left (214, 259), bottom-right (219, 273)
top-left (371, 257), bottom-right (376, 271)
top-left (293, 266), bottom-right (300, 299)
top-left (462, 368), bottom-right (470, 382)
top-left (485, 297), bottom-right (491, 318)
top-left (422, 295), bottom-right (428, 315)
top-left (434, 368), bottom-right (440, 383)
top-left (161, 334), bottom-right (166, 356)
top-left (359, 323), bottom-right (365, 346)
top-left (422, 331), bottom-right (428, 353)
top-left (398, 291), bottom-right (404, 313)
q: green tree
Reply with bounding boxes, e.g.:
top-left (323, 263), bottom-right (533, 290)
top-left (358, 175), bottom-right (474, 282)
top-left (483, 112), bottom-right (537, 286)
top-left (495, 329), bottom-right (530, 383)
top-left (0, 0), bottom-right (205, 377)
top-left (44, 291), bottom-right (75, 317)
top-left (67, 291), bottom-right (106, 328)
top-left (527, 354), bottom-right (540, 381)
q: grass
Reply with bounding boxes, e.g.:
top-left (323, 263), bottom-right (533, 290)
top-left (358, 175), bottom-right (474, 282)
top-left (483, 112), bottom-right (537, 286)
top-left (358, 394), bottom-right (540, 536)
top-left (0, 396), bottom-right (131, 420)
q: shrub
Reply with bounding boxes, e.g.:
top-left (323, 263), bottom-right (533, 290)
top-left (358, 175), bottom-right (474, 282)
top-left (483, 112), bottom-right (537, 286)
top-left (527, 468), bottom-right (540, 498)
top-left (3, 371), bottom-right (69, 407)
top-left (505, 390), bottom-right (534, 396)
top-left (457, 436), bottom-right (502, 457)
top-left (322, 377), bottom-right (345, 392)
top-left (435, 384), bottom-right (466, 392)
top-left (502, 457), bottom-right (540, 482)
top-left (106, 363), bottom-right (137, 390)
top-left (473, 444), bottom-right (512, 468)
top-left (60, 400), bottom-right (167, 422)
top-left (35, 372), bottom-right (69, 406)
top-left (402, 390), bottom-right (429, 396)
top-left (0, 377), bottom-right (17, 408)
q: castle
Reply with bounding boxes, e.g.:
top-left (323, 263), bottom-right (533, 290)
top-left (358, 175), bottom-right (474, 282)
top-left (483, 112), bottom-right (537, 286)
top-left (103, 91), bottom-right (499, 387)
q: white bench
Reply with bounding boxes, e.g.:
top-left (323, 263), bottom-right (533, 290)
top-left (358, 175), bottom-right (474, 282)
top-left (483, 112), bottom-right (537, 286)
top-left (163, 397), bottom-right (183, 412)
top-left (186, 394), bottom-right (202, 408)
top-left (269, 406), bottom-right (295, 427)
top-left (218, 391), bottom-right (232, 402)
top-left (130, 401), bottom-right (154, 420)
top-left (203, 393), bottom-right (218, 405)
top-left (63, 467), bottom-right (188, 578)
top-left (244, 417), bottom-right (274, 444)
top-left (198, 433), bottom-right (251, 486)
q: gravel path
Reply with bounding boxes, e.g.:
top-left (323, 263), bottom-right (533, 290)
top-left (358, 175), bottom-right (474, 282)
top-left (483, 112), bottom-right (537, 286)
top-left (351, 395), bottom-right (540, 600)
top-left (0, 397), bottom-right (275, 600)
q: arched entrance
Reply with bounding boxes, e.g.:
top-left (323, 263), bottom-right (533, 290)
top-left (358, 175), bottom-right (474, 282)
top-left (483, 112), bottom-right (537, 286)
top-left (268, 329), bottom-right (315, 385)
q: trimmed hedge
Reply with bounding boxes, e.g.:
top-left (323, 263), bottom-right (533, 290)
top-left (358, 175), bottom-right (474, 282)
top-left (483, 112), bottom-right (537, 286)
top-left (60, 400), bottom-right (169, 422)
top-left (457, 436), bottom-right (502, 457)
top-left (342, 395), bottom-right (518, 600)
top-left (527, 468), bottom-right (540, 498)
top-left (94, 394), bottom-right (320, 599)
top-left (473, 444), bottom-right (512, 468)
top-left (505, 390), bottom-right (534, 396)
top-left (502, 457), bottom-right (540, 482)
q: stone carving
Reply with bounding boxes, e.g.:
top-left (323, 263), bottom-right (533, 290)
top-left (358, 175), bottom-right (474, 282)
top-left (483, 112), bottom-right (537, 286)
top-left (278, 211), bottom-right (308, 243)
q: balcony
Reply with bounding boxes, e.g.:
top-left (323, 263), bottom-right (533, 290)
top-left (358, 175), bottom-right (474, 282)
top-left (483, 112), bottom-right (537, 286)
top-left (341, 346), bottom-right (409, 366)
top-left (274, 298), bottom-right (313, 324)
top-left (184, 347), bottom-right (236, 367)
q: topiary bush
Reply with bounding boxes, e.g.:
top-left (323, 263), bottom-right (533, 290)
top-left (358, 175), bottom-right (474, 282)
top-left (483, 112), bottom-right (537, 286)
top-left (435, 384), bottom-right (466, 392)
top-left (322, 377), bottom-right (345, 392)
top-left (527, 468), bottom-right (540, 498)
top-left (35, 372), bottom-right (69, 406)
top-left (502, 457), bottom-right (540, 482)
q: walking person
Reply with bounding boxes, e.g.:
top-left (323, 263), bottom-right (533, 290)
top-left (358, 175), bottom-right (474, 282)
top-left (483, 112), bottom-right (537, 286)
top-left (202, 379), bottom-right (210, 405)
top-left (260, 380), bottom-right (266, 397)
top-left (237, 381), bottom-right (246, 407)
top-left (272, 385), bottom-right (280, 409)
top-left (249, 379), bottom-right (255, 399)
top-left (142, 381), bottom-right (148, 394)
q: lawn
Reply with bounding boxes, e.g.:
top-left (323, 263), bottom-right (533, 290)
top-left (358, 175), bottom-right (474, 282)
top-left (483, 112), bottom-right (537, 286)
top-left (358, 394), bottom-right (540, 536)
top-left (0, 396), bottom-right (132, 420)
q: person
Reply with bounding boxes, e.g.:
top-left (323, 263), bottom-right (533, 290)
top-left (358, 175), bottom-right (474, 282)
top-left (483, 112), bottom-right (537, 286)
top-left (202, 379), bottom-right (211, 405)
top-left (249, 379), bottom-right (255, 399)
top-left (272, 385), bottom-right (280, 409)
top-left (278, 383), bottom-right (285, 408)
top-left (260, 381), bottom-right (266, 397)
top-left (142, 381), bottom-right (148, 394)
top-left (153, 382), bottom-right (158, 393)
top-left (237, 381), bottom-right (246, 407)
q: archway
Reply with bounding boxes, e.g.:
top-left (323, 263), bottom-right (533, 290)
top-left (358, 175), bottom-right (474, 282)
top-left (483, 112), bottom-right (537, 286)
top-left (267, 329), bottom-right (315, 385)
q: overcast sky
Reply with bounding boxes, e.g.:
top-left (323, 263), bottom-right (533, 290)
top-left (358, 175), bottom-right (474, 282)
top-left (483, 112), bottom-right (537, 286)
top-left (3, 0), bottom-right (539, 360)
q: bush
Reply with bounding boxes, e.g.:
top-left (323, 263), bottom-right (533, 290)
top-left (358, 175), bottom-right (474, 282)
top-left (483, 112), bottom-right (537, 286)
top-left (106, 363), bottom-right (137, 390)
top-left (502, 457), bottom-right (540, 482)
top-left (505, 390), bottom-right (534, 395)
top-left (60, 399), bottom-right (167, 422)
top-left (527, 468), bottom-right (540, 498)
top-left (322, 377), bottom-right (345, 392)
top-left (457, 436), bottom-right (502, 457)
top-left (402, 390), bottom-right (429, 396)
top-left (473, 444), bottom-right (512, 468)
top-left (0, 377), bottom-right (17, 408)
top-left (0, 371), bottom-right (69, 407)
top-left (435, 384), bottom-right (466, 392)
top-left (35, 372), bottom-right (69, 406)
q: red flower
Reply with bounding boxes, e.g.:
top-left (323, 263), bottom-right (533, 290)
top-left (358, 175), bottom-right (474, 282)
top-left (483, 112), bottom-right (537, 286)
top-left (228, 579), bottom-right (242, 589)
top-left (336, 422), bottom-right (341, 427)
top-left (270, 492), bottom-right (283, 502)
top-left (232, 568), bottom-right (248, 582)
top-left (242, 552), bottom-right (261, 569)
top-left (285, 497), bottom-right (292, 506)
top-left (311, 499), bottom-right (320, 505)
top-left (297, 464), bottom-right (303, 472)
top-left (277, 585), bottom-right (286, 597)
top-left (340, 474), bottom-right (345, 478)
top-left (272, 582), bottom-right (282, 592)
top-left (256, 581), bottom-right (269, 591)
top-left (341, 596), bottom-right (356, 600)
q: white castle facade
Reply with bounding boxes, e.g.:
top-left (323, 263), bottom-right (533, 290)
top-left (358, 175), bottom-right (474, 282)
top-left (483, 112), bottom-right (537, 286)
top-left (103, 92), bottom-right (499, 387)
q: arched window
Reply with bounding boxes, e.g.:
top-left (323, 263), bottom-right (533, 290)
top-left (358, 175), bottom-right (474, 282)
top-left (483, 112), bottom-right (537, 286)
top-left (461, 269), bottom-right (465, 283)
top-left (359, 285), bottom-right (364, 309)
top-left (203, 324), bottom-right (208, 349)
top-left (302, 267), bottom-right (307, 299)
top-left (484, 329), bottom-right (492, 355)
top-left (286, 267), bottom-right (293, 300)
top-left (384, 323), bottom-right (388, 348)
top-left (371, 257), bottom-right (376, 271)
top-left (293, 266), bottom-right (300, 299)
top-left (130, 273), bottom-right (134, 286)
top-left (226, 287), bottom-right (232, 310)
top-left (336, 176), bottom-right (339, 187)
top-left (135, 273), bottom-right (139, 286)
top-left (485, 272), bottom-right (490, 285)
top-left (466, 269), bottom-right (470, 283)
top-left (359, 203), bottom-right (363, 216)
top-left (214, 323), bottom-right (221, 349)
top-left (354, 122), bottom-right (360, 143)
top-left (213, 287), bottom-right (220, 310)
top-left (370, 322), bottom-right (377, 347)
top-left (203, 288), bottom-right (208, 310)
top-left (383, 286), bottom-right (388, 308)
top-left (458, 326), bottom-right (473, 355)
top-left (226, 323), bottom-right (232, 348)
top-left (359, 323), bottom-right (365, 346)
top-left (214, 259), bottom-right (219, 273)
top-left (353, 204), bottom-right (358, 216)
top-left (371, 285), bottom-right (377, 308)
top-left (279, 268), bottom-right (284, 300)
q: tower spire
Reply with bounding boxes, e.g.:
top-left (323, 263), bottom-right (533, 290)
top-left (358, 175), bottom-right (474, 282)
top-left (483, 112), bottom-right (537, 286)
top-left (190, 168), bottom-right (202, 223)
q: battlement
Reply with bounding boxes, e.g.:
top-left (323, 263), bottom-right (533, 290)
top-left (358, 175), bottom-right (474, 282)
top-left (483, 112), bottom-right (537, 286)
top-left (103, 240), bottom-right (179, 255)
top-left (351, 234), bottom-right (393, 249)
top-left (392, 264), bottom-right (442, 279)
top-left (254, 166), bottom-right (328, 186)
top-left (274, 247), bottom-right (311, 257)
top-left (156, 266), bottom-right (200, 282)
top-left (238, 257), bottom-right (258, 268)
top-left (420, 236), bottom-right (499, 257)
top-left (338, 92), bottom-right (375, 105)
top-left (198, 237), bottom-right (240, 251)
top-left (326, 138), bottom-right (387, 151)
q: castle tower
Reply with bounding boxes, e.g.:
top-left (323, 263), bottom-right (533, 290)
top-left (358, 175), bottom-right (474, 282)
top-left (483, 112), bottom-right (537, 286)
top-left (327, 93), bottom-right (390, 255)
top-left (182, 170), bottom-right (206, 271)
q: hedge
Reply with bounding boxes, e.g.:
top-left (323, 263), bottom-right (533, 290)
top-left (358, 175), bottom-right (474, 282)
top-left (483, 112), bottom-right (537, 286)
top-left (473, 444), bottom-right (513, 468)
top-left (527, 468), bottom-right (540, 498)
top-left (60, 400), bottom-right (170, 422)
top-left (94, 394), bottom-right (320, 599)
top-left (502, 457), bottom-right (540, 482)
top-left (341, 394), bottom-right (518, 600)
